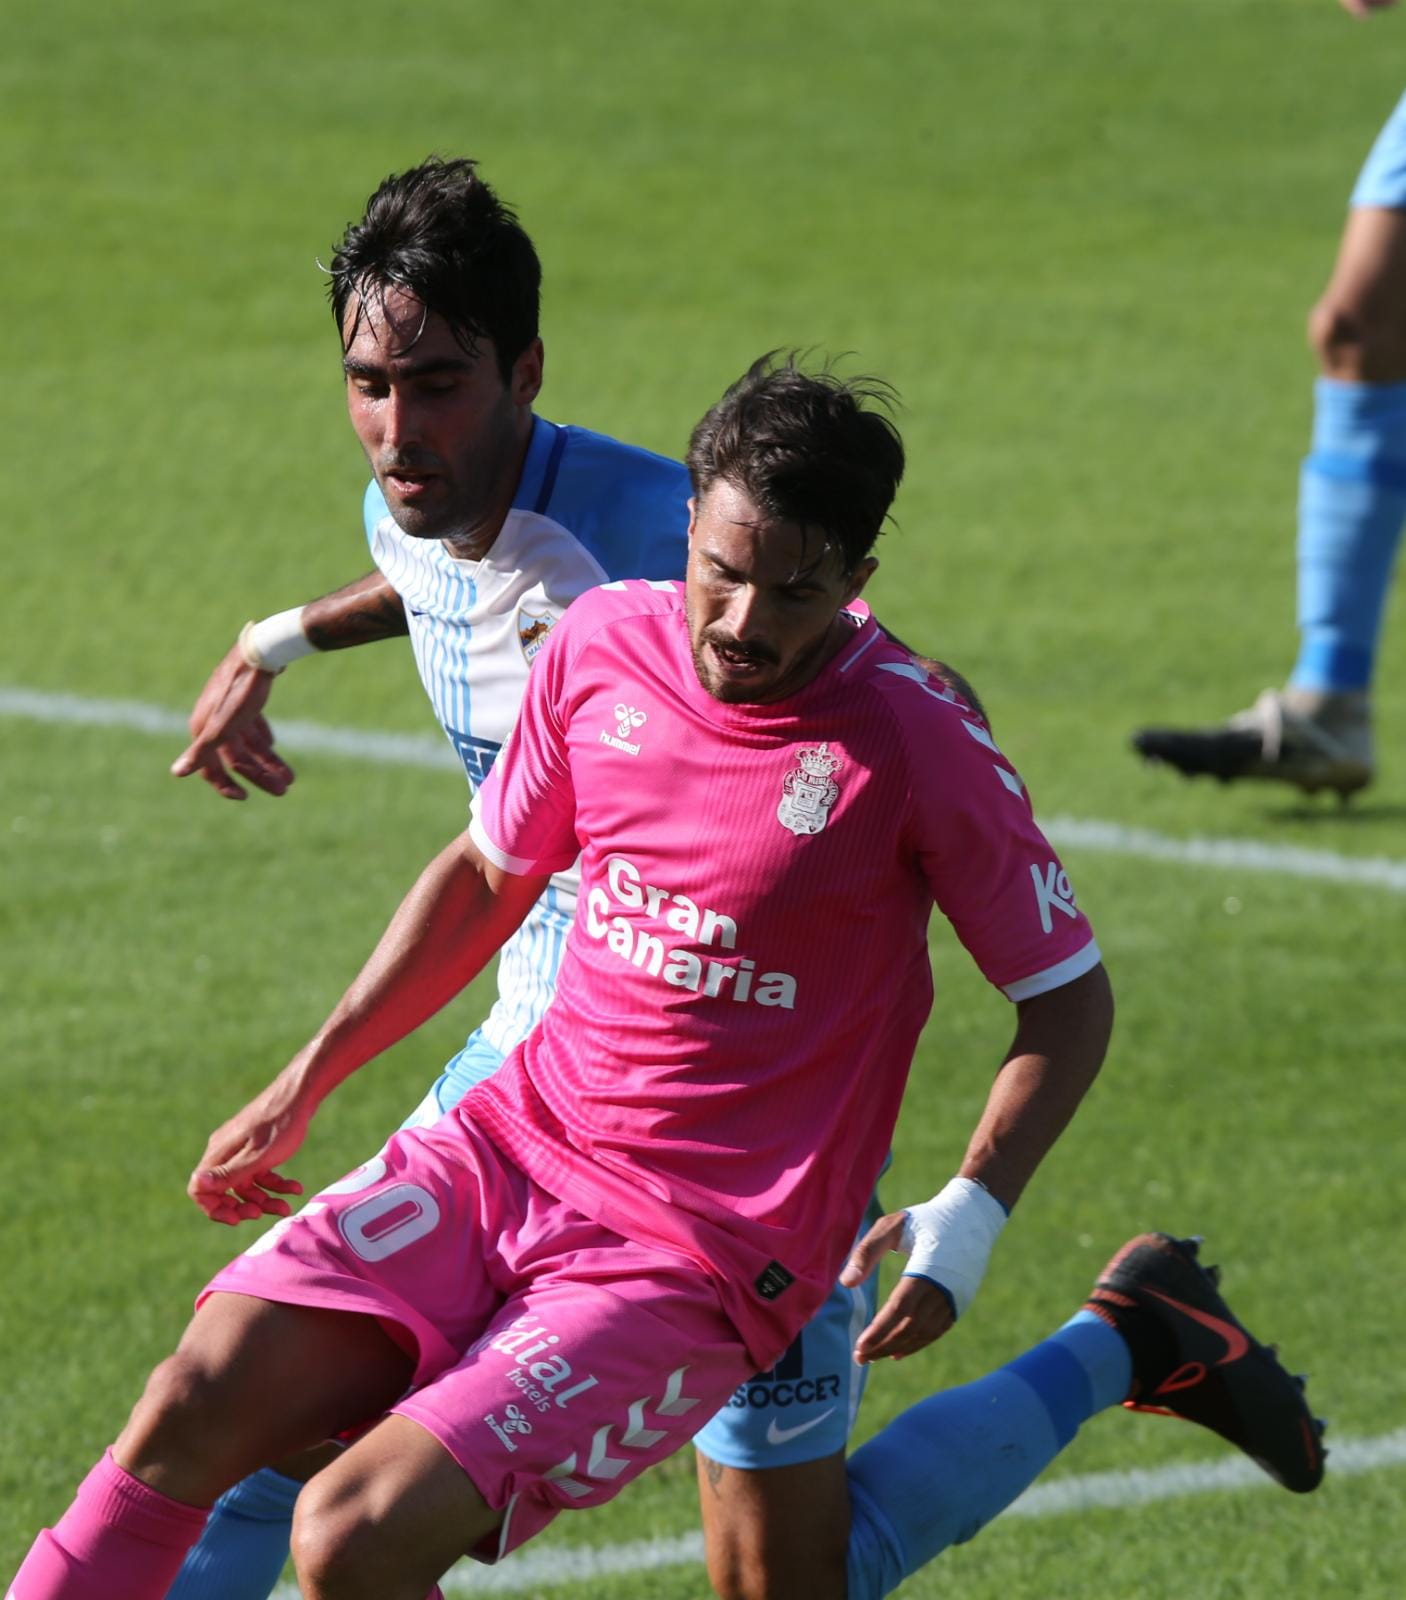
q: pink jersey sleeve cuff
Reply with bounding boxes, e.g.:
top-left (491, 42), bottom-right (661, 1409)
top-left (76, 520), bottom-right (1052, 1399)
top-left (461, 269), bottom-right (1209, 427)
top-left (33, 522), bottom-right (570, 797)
top-left (468, 809), bottom-right (577, 878)
top-left (1000, 937), bottom-right (1102, 1002)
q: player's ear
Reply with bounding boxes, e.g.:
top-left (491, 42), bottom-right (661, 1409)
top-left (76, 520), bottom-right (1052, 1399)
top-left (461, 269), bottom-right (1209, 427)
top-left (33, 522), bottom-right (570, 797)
top-left (686, 497), bottom-right (698, 541)
top-left (512, 339), bottom-right (544, 405)
top-left (843, 557), bottom-right (878, 606)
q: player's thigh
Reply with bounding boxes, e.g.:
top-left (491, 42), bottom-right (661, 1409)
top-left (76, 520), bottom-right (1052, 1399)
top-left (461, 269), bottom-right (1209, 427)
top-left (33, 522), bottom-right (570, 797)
top-left (689, 1263), bottom-right (875, 1600)
top-left (292, 1413), bottom-right (497, 1600)
top-left (117, 1293), bottom-right (415, 1505)
top-left (391, 1260), bottom-right (753, 1564)
top-left (1315, 88), bottom-right (1406, 380)
top-left (694, 1449), bottom-right (850, 1600)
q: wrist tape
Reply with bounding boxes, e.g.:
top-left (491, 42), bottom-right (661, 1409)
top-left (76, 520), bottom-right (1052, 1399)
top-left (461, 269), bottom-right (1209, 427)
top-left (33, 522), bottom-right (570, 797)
top-left (900, 1176), bottom-right (1008, 1318)
top-left (237, 608), bottom-right (316, 674)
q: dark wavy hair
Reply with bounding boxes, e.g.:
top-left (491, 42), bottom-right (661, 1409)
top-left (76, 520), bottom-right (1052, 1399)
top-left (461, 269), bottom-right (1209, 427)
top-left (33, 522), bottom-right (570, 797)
top-left (686, 352), bottom-right (905, 573)
top-left (328, 157), bottom-right (540, 382)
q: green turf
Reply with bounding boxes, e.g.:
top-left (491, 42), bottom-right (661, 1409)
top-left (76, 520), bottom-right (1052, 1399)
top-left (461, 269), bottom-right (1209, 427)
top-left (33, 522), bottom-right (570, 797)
top-left (5, 0), bottom-right (1406, 1593)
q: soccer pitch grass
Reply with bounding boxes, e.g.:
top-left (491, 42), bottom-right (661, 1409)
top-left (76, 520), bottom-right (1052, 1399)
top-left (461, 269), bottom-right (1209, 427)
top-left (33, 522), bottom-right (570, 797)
top-left (5, 0), bottom-right (1406, 1593)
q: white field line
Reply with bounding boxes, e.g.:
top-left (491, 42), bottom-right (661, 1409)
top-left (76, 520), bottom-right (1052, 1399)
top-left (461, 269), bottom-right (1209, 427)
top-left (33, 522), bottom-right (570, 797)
top-left (5, 685), bottom-right (1406, 894)
top-left (1042, 813), bottom-right (1406, 895)
top-left (0, 686), bottom-right (460, 773)
top-left (266, 1428), bottom-right (1406, 1597)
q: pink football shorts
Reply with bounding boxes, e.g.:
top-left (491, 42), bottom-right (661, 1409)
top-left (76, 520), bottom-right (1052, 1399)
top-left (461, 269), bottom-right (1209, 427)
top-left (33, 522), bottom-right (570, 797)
top-left (202, 1108), bottom-right (754, 1560)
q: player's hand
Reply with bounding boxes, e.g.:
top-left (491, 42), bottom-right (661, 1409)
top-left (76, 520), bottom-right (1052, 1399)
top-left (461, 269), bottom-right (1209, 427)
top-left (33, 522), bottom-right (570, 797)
top-left (842, 1209), bottom-right (957, 1363)
top-left (170, 643), bottom-right (295, 800)
top-left (1340, 0), bottom-right (1397, 16)
top-left (188, 1077), bottom-right (310, 1225)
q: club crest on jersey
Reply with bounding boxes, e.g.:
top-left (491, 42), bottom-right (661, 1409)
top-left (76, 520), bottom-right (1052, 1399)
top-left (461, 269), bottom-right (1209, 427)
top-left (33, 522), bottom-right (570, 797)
top-left (777, 743), bottom-right (842, 835)
top-left (517, 605), bottom-right (557, 663)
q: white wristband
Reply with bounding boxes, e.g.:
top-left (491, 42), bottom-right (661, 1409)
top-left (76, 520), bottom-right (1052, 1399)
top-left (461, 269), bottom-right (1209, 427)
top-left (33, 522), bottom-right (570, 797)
top-left (237, 608), bottom-right (316, 674)
top-left (899, 1176), bottom-right (1008, 1319)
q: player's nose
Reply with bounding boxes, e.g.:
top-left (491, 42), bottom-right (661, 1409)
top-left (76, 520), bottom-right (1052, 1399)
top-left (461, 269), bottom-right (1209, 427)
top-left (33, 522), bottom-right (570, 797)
top-left (722, 585), bottom-right (765, 641)
top-left (380, 387), bottom-right (421, 452)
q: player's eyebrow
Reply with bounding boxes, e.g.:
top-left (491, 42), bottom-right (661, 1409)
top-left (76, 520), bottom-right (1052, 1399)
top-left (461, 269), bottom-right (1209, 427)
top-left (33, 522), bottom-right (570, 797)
top-left (700, 547), bottom-right (827, 592)
top-left (342, 354), bottom-right (475, 381)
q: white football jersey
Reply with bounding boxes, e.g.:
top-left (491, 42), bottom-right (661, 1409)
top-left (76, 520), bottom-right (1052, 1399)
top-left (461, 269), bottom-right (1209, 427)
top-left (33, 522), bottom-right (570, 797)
top-left (366, 415), bottom-right (689, 1054)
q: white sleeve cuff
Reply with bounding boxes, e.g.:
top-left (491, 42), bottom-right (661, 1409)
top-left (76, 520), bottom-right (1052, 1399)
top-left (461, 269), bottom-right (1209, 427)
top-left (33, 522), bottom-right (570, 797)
top-left (467, 808), bottom-right (575, 878)
top-left (1001, 937), bottom-right (1101, 1002)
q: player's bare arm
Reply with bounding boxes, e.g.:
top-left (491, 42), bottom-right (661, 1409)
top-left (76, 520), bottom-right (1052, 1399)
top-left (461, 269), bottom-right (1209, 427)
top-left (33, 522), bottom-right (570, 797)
top-left (188, 829), bottom-right (548, 1225)
top-left (171, 570), bottom-right (408, 801)
top-left (845, 962), bottom-right (1113, 1363)
top-left (301, 570), bottom-right (408, 649)
top-left (1340, 0), bottom-right (1397, 18)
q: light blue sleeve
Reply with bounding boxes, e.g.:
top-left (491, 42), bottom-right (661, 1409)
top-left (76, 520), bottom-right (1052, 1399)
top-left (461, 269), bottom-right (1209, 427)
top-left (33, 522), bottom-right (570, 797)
top-left (1351, 90), bottom-right (1406, 211)
top-left (542, 428), bottom-right (691, 580)
top-left (363, 477), bottom-right (389, 550)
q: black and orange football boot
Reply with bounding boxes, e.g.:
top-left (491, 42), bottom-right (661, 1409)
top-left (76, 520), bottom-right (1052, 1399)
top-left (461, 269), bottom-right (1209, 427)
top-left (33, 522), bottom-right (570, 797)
top-left (1084, 1232), bottom-right (1325, 1493)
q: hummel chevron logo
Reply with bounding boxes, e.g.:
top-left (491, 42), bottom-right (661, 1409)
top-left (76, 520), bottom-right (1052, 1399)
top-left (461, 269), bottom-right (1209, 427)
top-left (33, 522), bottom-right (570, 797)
top-left (544, 1366), bottom-right (701, 1499)
top-left (1143, 1288), bottom-right (1250, 1364)
top-left (765, 1407), bottom-right (836, 1447)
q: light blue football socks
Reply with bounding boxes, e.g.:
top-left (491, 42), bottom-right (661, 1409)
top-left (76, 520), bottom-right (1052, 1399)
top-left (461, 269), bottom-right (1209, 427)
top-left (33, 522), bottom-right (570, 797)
top-left (1292, 377), bottom-right (1406, 692)
top-left (843, 1311), bottom-right (1132, 1600)
top-left (163, 1466), bottom-right (299, 1600)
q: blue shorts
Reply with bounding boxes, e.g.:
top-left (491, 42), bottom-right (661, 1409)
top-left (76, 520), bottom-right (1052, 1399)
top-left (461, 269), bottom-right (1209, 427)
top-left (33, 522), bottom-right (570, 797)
top-left (691, 1196), bottom-right (881, 1469)
top-left (1351, 90), bottom-right (1406, 211)
top-left (401, 1029), bottom-right (881, 1468)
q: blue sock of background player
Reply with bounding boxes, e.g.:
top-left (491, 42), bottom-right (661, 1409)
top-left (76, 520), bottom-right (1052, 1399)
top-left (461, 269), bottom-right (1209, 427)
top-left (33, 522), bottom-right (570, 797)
top-left (842, 1311), bottom-right (1130, 1600)
top-left (1133, 89), bottom-right (1406, 796)
top-left (162, 1467), bottom-right (300, 1600)
top-left (1292, 376), bottom-right (1406, 696)
top-left (1291, 92), bottom-right (1406, 703)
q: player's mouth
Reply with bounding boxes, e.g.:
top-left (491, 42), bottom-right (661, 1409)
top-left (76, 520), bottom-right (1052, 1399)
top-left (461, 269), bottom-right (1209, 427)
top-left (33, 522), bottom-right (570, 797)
top-left (707, 639), bottom-right (776, 682)
top-left (384, 469), bottom-right (440, 502)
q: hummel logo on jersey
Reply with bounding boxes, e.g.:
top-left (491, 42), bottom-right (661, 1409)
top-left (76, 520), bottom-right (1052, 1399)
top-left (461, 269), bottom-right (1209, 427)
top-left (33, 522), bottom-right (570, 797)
top-left (766, 1408), bottom-right (836, 1447)
top-left (1030, 860), bottom-right (1078, 933)
top-left (614, 703), bottom-right (646, 737)
top-left (600, 702), bottom-right (647, 755)
top-left (483, 1404), bottom-right (534, 1452)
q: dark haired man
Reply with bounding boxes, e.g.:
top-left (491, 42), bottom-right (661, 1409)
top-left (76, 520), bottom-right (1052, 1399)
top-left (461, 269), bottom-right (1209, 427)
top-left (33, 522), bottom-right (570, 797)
top-left (166, 158), bottom-right (977, 1600)
top-left (12, 357), bottom-right (1322, 1600)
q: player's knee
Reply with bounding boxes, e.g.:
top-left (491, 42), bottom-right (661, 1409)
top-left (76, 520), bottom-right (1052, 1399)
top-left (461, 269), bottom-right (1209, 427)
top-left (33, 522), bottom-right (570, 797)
top-left (704, 1530), bottom-right (847, 1600)
top-left (704, 1548), bottom-right (762, 1600)
top-left (291, 1473), bottom-right (441, 1600)
top-left (1310, 294), bottom-right (1357, 376)
top-left (291, 1485), bottom-right (392, 1600)
top-left (119, 1349), bottom-right (240, 1479)
top-left (1308, 291), bottom-right (1406, 383)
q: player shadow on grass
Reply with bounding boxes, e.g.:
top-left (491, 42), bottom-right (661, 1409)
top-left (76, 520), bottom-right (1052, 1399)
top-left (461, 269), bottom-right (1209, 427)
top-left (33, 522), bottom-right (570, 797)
top-left (1261, 799), bottom-right (1406, 826)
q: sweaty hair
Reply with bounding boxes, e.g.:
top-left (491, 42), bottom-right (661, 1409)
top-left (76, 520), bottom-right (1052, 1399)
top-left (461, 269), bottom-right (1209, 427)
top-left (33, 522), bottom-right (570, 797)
top-left (328, 156), bottom-right (540, 382)
top-left (685, 351), bottom-right (905, 574)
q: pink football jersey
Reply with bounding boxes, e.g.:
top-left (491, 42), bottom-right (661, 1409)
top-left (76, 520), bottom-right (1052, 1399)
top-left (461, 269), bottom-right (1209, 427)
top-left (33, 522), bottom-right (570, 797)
top-left (466, 581), bottom-right (1099, 1364)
